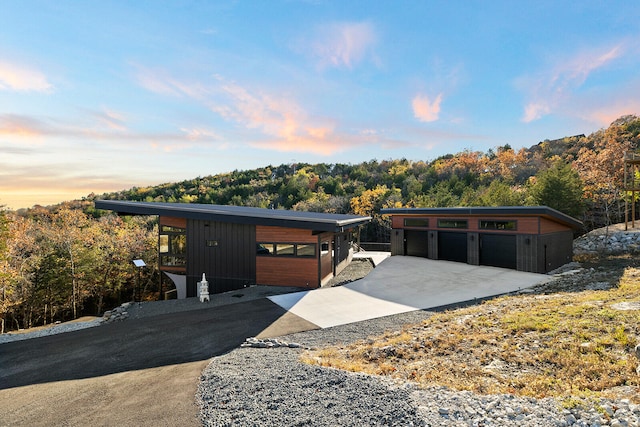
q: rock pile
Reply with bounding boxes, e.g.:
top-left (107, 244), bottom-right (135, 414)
top-left (574, 227), bottom-right (640, 254)
top-left (240, 337), bottom-right (309, 349)
top-left (102, 302), bottom-right (131, 323)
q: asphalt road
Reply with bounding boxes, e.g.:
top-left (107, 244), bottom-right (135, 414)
top-left (0, 298), bottom-right (318, 426)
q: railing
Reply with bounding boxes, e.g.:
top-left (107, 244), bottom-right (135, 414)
top-left (357, 242), bottom-right (391, 252)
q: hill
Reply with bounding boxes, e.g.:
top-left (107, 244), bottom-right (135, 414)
top-left (89, 114), bottom-right (640, 235)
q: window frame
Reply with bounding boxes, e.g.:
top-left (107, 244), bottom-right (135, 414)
top-left (437, 219), bottom-right (468, 229)
top-left (479, 219), bottom-right (518, 231)
top-left (257, 242), bottom-right (317, 258)
top-left (159, 225), bottom-right (187, 268)
top-left (404, 218), bottom-right (429, 228)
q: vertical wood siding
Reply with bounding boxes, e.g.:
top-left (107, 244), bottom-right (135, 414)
top-left (187, 219), bottom-right (256, 295)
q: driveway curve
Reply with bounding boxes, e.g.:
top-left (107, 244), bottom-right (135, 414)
top-left (0, 298), bottom-right (317, 426)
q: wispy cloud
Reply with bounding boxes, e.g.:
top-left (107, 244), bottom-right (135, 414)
top-left (0, 113), bottom-right (220, 151)
top-left (299, 21), bottom-right (378, 70)
top-left (213, 79), bottom-right (353, 155)
top-left (518, 44), bottom-right (624, 122)
top-left (0, 61), bottom-right (53, 92)
top-left (135, 68), bottom-right (374, 155)
top-left (412, 93), bottom-right (443, 122)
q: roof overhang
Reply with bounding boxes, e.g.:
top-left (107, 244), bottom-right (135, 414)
top-left (95, 200), bottom-right (371, 233)
top-left (381, 206), bottom-right (583, 230)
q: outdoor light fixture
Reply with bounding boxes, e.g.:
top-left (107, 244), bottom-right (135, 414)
top-left (132, 259), bottom-right (146, 304)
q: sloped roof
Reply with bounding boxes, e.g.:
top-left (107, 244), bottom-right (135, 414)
top-left (381, 206), bottom-right (583, 230)
top-left (95, 200), bottom-right (371, 232)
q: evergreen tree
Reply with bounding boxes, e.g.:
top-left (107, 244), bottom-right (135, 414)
top-left (527, 160), bottom-right (584, 218)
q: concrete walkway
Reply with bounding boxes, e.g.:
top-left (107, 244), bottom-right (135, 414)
top-left (269, 256), bottom-right (549, 328)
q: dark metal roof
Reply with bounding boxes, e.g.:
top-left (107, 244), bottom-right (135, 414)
top-left (95, 200), bottom-right (371, 232)
top-left (381, 206), bottom-right (583, 230)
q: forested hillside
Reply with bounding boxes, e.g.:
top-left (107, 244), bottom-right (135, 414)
top-left (96, 114), bottom-right (640, 238)
top-left (1, 115), bottom-right (639, 332)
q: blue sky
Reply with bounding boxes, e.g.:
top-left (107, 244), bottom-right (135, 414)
top-left (1, 1), bottom-right (639, 209)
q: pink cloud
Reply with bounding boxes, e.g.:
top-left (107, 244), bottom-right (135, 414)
top-left (134, 68), bottom-right (378, 155)
top-left (0, 61), bottom-right (53, 92)
top-left (412, 93), bottom-right (443, 122)
top-left (519, 44), bottom-right (624, 123)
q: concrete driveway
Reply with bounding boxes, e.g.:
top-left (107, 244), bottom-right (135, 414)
top-left (269, 256), bottom-right (548, 328)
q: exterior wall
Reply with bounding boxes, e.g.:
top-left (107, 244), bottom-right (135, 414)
top-left (256, 226), bottom-right (318, 243)
top-left (538, 230), bottom-right (574, 272)
top-left (467, 232), bottom-right (479, 265)
top-left (186, 219), bottom-right (256, 296)
top-left (428, 231), bottom-right (438, 259)
top-left (389, 212), bottom-right (577, 274)
top-left (160, 216), bottom-right (187, 229)
top-left (256, 257), bottom-right (318, 288)
top-left (516, 234), bottom-right (539, 273)
top-left (319, 233), bottom-right (334, 285)
top-left (539, 217), bottom-right (570, 234)
top-left (256, 225), bottom-right (321, 289)
top-left (390, 229), bottom-right (404, 255)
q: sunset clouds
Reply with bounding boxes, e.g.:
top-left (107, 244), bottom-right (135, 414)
top-left (0, 61), bottom-right (53, 92)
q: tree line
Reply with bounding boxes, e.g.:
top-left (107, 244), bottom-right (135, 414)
top-left (1, 115), bottom-right (639, 332)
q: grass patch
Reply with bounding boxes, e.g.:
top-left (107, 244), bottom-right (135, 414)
top-left (301, 258), bottom-right (640, 402)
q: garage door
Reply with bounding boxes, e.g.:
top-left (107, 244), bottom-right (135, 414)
top-left (480, 234), bottom-right (517, 269)
top-left (437, 232), bottom-right (467, 263)
top-left (404, 230), bottom-right (429, 257)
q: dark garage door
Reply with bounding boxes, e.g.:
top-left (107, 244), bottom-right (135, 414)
top-left (480, 234), bottom-right (517, 269)
top-left (404, 230), bottom-right (429, 257)
top-left (438, 232), bottom-right (467, 263)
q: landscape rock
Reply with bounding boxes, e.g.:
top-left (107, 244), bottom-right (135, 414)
top-left (102, 302), bottom-right (134, 323)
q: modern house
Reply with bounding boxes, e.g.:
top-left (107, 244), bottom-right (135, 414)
top-left (94, 200), bottom-right (371, 298)
top-left (381, 206), bottom-right (583, 273)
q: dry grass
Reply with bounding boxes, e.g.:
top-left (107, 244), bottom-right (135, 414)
top-left (301, 258), bottom-right (640, 403)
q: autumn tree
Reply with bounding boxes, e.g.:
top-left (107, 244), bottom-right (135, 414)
top-left (574, 115), bottom-right (640, 227)
top-left (351, 185), bottom-right (402, 242)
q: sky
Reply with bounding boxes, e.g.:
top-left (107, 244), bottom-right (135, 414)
top-left (1, 1), bottom-right (640, 210)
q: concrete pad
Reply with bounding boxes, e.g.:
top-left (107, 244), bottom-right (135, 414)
top-left (269, 256), bottom-right (548, 328)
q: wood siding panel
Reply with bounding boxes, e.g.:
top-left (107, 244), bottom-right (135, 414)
top-left (160, 216), bottom-right (187, 228)
top-left (257, 257), bottom-right (318, 288)
top-left (428, 231), bottom-right (438, 259)
top-left (468, 233), bottom-right (479, 265)
top-left (390, 229), bottom-right (405, 256)
top-left (539, 218), bottom-right (572, 234)
top-left (516, 235), bottom-right (539, 273)
top-left (538, 231), bottom-right (574, 272)
top-left (256, 226), bottom-right (316, 243)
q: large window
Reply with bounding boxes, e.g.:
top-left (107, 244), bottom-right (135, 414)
top-left (160, 225), bottom-right (186, 267)
top-left (257, 242), bottom-right (316, 258)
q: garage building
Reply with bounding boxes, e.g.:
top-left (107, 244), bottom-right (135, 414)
top-left (381, 206), bottom-right (582, 273)
top-left (95, 200), bottom-right (371, 298)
